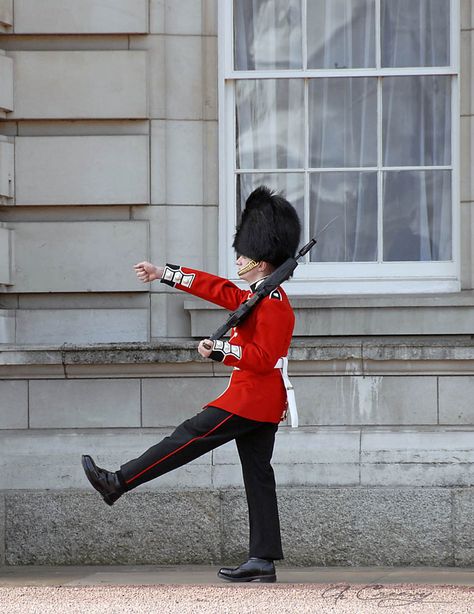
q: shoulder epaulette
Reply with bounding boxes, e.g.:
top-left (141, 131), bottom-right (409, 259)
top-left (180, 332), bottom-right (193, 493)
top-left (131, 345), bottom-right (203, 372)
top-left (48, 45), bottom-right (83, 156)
top-left (269, 289), bottom-right (282, 301)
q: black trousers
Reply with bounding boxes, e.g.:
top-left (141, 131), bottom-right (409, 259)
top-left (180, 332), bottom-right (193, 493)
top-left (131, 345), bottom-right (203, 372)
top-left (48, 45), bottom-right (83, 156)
top-left (119, 406), bottom-right (283, 560)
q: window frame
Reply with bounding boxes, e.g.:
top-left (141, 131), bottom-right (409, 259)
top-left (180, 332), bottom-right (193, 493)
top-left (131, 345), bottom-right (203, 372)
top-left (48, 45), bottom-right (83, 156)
top-left (218, 0), bottom-right (460, 295)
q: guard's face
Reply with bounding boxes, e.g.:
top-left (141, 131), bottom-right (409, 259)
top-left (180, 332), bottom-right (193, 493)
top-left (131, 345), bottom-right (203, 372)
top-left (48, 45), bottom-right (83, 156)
top-left (236, 254), bottom-right (248, 269)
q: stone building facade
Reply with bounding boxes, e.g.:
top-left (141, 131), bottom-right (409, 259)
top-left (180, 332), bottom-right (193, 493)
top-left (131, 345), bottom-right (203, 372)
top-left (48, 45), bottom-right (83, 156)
top-left (0, 0), bottom-right (472, 566)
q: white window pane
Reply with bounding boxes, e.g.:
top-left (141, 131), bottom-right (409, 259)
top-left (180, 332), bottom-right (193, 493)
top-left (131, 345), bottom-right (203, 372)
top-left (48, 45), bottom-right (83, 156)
top-left (309, 172), bottom-right (377, 262)
top-left (234, 0), bottom-right (302, 70)
top-left (382, 0), bottom-right (450, 68)
top-left (237, 173), bottom-right (305, 231)
top-left (383, 76), bottom-right (451, 167)
top-left (383, 171), bottom-right (451, 261)
top-left (307, 0), bottom-right (375, 69)
top-left (309, 77), bottom-right (377, 168)
top-left (236, 80), bottom-right (305, 169)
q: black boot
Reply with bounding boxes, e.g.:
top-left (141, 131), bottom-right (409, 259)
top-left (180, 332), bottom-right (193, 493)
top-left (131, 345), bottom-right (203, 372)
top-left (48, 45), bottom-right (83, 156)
top-left (81, 455), bottom-right (124, 506)
top-left (218, 557), bottom-right (276, 583)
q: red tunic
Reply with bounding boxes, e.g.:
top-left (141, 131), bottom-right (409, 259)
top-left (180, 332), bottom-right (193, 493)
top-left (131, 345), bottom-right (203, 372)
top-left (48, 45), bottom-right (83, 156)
top-left (161, 264), bottom-right (295, 423)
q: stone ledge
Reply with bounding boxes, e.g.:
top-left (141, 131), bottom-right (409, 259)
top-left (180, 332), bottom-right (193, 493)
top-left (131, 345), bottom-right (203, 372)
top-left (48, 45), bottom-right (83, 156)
top-left (185, 292), bottom-right (474, 336)
top-left (2, 336), bottom-right (474, 377)
top-left (188, 291), bottom-right (474, 310)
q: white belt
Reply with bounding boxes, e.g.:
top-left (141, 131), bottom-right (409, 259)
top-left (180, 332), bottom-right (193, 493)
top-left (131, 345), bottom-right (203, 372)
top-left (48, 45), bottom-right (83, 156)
top-left (275, 356), bottom-right (298, 428)
top-left (233, 358), bottom-right (298, 427)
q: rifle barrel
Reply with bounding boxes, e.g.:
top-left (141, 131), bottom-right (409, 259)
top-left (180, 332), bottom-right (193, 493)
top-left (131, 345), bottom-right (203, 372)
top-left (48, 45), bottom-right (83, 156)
top-left (297, 238), bottom-right (317, 258)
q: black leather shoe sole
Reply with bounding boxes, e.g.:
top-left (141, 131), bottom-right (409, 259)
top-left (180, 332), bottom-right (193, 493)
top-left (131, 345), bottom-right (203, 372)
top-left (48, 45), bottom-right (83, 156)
top-left (81, 455), bottom-right (121, 507)
top-left (217, 571), bottom-right (276, 583)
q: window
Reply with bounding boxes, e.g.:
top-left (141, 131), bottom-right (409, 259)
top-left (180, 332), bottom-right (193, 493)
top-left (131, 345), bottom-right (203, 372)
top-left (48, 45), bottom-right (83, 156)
top-left (219, 0), bottom-right (459, 294)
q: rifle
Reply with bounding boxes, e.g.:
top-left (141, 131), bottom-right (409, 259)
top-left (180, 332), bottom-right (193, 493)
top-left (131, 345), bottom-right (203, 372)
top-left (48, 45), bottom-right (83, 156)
top-left (205, 216), bottom-right (338, 343)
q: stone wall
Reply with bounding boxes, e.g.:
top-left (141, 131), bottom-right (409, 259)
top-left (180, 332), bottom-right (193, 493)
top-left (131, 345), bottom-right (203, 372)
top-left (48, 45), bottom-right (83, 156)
top-left (0, 0), bottom-right (473, 567)
top-left (0, 338), bottom-right (472, 566)
top-left (1, 488), bottom-right (471, 566)
top-left (1, 0), bottom-right (474, 341)
top-left (0, 0), bottom-right (218, 345)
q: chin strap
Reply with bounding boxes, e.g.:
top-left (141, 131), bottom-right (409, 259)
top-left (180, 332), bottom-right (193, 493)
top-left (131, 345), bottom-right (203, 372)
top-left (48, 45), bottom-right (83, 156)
top-left (237, 259), bottom-right (260, 277)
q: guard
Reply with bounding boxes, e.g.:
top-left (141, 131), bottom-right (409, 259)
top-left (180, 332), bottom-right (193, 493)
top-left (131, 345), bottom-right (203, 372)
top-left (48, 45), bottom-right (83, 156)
top-left (81, 185), bottom-right (301, 583)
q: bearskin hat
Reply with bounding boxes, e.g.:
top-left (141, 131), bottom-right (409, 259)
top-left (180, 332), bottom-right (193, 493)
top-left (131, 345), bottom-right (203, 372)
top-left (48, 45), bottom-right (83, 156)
top-left (233, 186), bottom-right (301, 267)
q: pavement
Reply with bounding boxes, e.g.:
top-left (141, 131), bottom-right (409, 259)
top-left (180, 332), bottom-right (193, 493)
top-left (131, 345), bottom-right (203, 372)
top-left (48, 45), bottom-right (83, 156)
top-left (0, 565), bottom-right (473, 613)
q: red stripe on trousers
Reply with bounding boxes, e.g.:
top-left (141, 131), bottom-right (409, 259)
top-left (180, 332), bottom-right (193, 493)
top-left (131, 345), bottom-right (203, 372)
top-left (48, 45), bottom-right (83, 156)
top-left (125, 413), bottom-right (234, 485)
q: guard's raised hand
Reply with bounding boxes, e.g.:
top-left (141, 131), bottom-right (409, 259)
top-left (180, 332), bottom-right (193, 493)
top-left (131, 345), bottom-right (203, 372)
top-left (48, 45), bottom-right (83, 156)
top-left (134, 261), bottom-right (163, 283)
